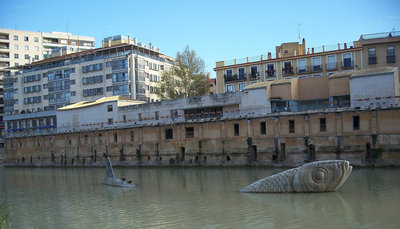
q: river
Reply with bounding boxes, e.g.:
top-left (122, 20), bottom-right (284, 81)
top-left (1, 166), bottom-right (399, 229)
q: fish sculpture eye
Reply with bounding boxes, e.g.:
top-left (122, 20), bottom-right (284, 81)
top-left (311, 167), bottom-right (328, 184)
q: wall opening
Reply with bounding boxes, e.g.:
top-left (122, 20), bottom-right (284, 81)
top-left (309, 144), bottom-right (316, 161)
top-left (280, 143), bottom-right (286, 161)
top-left (251, 145), bottom-right (257, 161)
top-left (180, 147), bottom-right (186, 162)
top-left (366, 143), bottom-right (371, 161)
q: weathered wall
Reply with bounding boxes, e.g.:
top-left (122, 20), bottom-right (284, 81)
top-left (4, 108), bottom-right (400, 167)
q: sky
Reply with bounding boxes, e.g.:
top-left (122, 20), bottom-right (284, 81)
top-left (1, 0), bottom-right (400, 77)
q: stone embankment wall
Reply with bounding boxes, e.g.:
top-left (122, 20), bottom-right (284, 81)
top-left (3, 108), bottom-right (400, 167)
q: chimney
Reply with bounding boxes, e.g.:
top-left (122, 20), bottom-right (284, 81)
top-left (344, 43), bottom-right (347, 49)
top-left (322, 45), bottom-right (325, 52)
top-left (268, 52), bottom-right (272, 59)
top-left (307, 48), bottom-right (310, 54)
top-left (312, 48), bottom-right (314, 54)
top-left (337, 43), bottom-right (340, 50)
top-left (133, 38), bottom-right (137, 45)
top-left (261, 55), bottom-right (264, 61)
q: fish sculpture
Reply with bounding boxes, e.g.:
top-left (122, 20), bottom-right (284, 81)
top-left (239, 160), bottom-right (352, 193)
top-left (102, 156), bottom-right (138, 188)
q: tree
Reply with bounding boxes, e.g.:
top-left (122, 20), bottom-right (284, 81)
top-left (156, 45), bottom-right (210, 100)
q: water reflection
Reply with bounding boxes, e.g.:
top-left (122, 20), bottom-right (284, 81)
top-left (0, 167), bottom-right (399, 229)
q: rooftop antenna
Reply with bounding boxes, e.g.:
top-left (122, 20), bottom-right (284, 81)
top-left (295, 23), bottom-right (302, 43)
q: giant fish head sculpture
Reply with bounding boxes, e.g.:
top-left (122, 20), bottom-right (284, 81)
top-left (239, 160), bottom-right (352, 193)
top-left (292, 160), bottom-right (352, 192)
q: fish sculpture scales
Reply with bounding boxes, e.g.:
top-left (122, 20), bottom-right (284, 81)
top-left (239, 160), bottom-right (352, 193)
top-left (102, 156), bottom-right (138, 188)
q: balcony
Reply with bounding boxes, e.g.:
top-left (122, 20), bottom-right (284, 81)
top-left (387, 55), bottom-right (396, 63)
top-left (368, 57), bottom-right (377, 65)
top-left (0, 33), bottom-right (9, 40)
top-left (265, 70), bottom-right (276, 78)
top-left (326, 63), bottom-right (337, 71)
top-left (297, 67), bottom-right (309, 74)
top-left (282, 68), bottom-right (293, 76)
top-left (248, 72), bottom-right (260, 80)
top-left (224, 74), bottom-right (246, 82)
top-left (341, 60), bottom-right (353, 69)
top-left (311, 64), bottom-right (322, 72)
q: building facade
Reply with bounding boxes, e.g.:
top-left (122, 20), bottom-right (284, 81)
top-left (3, 42), bottom-right (175, 135)
top-left (214, 31), bottom-right (399, 94)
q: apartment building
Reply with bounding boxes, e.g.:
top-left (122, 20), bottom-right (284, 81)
top-left (0, 28), bottom-right (95, 77)
top-left (3, 41), bottom-right (175, 134)
top-left (214, 31), bottom-right (399, 94)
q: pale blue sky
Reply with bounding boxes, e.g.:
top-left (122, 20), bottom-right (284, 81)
top-left (1, 0), bottom-right (399, 77)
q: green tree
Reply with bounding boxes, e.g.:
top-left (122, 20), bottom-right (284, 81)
top-left (156, 45), bottom-right (210, 100)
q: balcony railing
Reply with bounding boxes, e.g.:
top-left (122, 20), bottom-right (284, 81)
top-left (297, 67), bottom-right (308, 74)
top-left (282, 68), bottom-right (293, 76)
top-left (326, 63), bottom-right (337, 71)
top-left (368, 57), bottom-right (377, 64)
top-left (312, 65), bottom-right (322, 72)
top-left (265, 70), bottom-right (276, 77)
top-left (248, 72), bottom-right (260, 80)
top-left (224, 74), bottom-right (247, 82)
top-left (387, 55), bottom-right (396, 63)
top-left (341, 60), bottom-right (353, 69)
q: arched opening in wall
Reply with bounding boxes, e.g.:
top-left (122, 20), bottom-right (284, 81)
top-left (280, 143), bottom-right (286, 161)
top-left (147, 155), bottom-right (151, 161)
top-left (309, 144), bottom-right (316, 161)
top-left (82, 158), bottom-right (86, 165)
top-left (94, 150), bottom-right (97, 162)
top-left (226, 155), bottom-right (231, 161)
top-left (203, 156), bottom-right (207, 162)
top-left (180, 147), bottom-right (185, 162)
top-left (366, 143), bottom-right (371, 161)
top-left (22, 157), bottom-right (25, 163)
top-left (195, 155), bottom-right (199, 163)
top-left (158, 156), bottom-right (162, 161)
top-left (251, 145), bottom-right (257, 161)
top-left (71, 158), bottom-right (74, 165)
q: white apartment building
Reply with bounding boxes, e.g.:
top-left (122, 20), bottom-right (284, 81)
top-left (4, 42), bottom-right (175, 135)
top-left (0, 28), bottom-right (95, 77)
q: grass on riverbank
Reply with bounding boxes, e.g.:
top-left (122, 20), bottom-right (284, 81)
top-left (0, 188), bottom-right (11, 229)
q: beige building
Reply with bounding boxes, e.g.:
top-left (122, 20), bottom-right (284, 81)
top-left (214, 31), bottom-right (399, 94)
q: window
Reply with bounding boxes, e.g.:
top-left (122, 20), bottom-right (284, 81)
top-left (260, 121), bottom-right (266, 135)
top-left (387, 46), bottom-right (395, 63)
top-left (312, 73), bottom-right (322, 78)
top-left (226, 84), bottom-right (234, 92)
top-left (342, 53), bottom-right (352, 68)
top-left (312, 57), bottom-right (322, 71)
top-left (353, 116), bottom-right (360, 130)
top-left (238, 83), bottom-right (246, 91)
top-left (25, 54), bottom-right (29, 60)
top-left (114, 132), bottom-right (118, 142)
top-left (108, 118), bottom-right (113, 124)
top-left (250, 66), bottom-right (258, 78)
top-left (289, 120), bottom-right (295, 133)
top-left (14, 53), bottom-right (19, 59)
top-left (107, 105), bottom-right (113, 112)
top-left (165, 128), bottom-right (173, 140)
top-left (225, 69), bottom-right (233, 77)
top-left (84, 135), bottom-right (88, 144)
top-left (171, 109), bottom-right (178, 118)
top-left (297, 59), bottom-right (307, 73)
top-left (130, 131), bottom-right (134, 141)
top-left (155, 111), bottom-right (159, 120)
top-left (138, 113), bottom-right (142, 121)
top-left (24, 45), bottom-right (29, 51)
top-left (34, 37), bottom-right (39, 42)
top-left (234, 123), bottom-right (239, 136)
top-left (34, 55), bottom-right (39, 60)
top-left (368, 48), bottom-right (377, 64)
top-left (98, 134), bottom-right (102, 143)
top-left (13, 35), bottom-right (18, 41)
top-left (282, 61), bottom-right (292, 75)
top-left (185, 127), bottom-right (194, 138)
top-left (320, 118), bottom-right (326, 132)
top-left (24, 36), bottom-right (29, 41)
top-left (14, 44), bottom-right (18, 50)
top-left (326, 55), bottom-right (337, 70)
top-left (266, 63), bottom-right (275, 77)
top-left (34, 46), bottom-right (39, 51)
top-left (123, 115), bottom-right (126, 122)
top-left (238, 67), bottom-right (246, 80)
